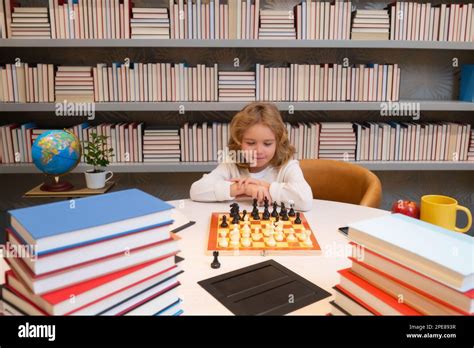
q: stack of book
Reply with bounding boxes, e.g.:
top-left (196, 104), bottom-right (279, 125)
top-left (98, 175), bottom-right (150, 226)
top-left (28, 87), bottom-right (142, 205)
top-left (0, 63), bottom-right (55, 103)
top-left (131, 7), bottom-right (170, 39)
top-left (351, 9), bottom-right (390, 40)
top-left (295, 0), bottom-right (352, 40)
top-left (143, 127), bottom-right (180, 163)
top-left (93, 62), bottom-right (218, 102)
top-left (354, 122), bottom-right (472, 162)
top-left (0, 0), bottom-right (6, 38)
top-left (331, 214), bottom-right (473, 316)
top-left (179, 122), bottom-right (230, 162)
top-left (1, 189), bottom-right (183, 316)
top-left (318, 122), bottom-right (356, 161)
top-left (258, 9), bottom-right (296, 40)
top-left (218, 71), bottom-right (256, 101)
top-left (389, 2), bottom-right (474, 42)
top-left (286, 122), bottom-right (320, 160)
top-left (10, 7), bottom-right (51, 39)
top-left (55, 66), bottom-right (94, 103)
top-left (468, 130), bottom-right (474, 161)
top-left (0, 123), bottom-right (36, 164)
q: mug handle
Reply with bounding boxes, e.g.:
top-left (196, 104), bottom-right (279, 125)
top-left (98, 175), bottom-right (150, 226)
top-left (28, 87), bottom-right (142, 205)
top-left (454, 205), bottom-right (472, 233)
top-left (105, 171), bottom-right (114, 183)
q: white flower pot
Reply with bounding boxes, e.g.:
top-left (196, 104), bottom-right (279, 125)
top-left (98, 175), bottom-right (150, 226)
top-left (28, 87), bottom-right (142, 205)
top-left (85, 170), bottom-right (113, 189)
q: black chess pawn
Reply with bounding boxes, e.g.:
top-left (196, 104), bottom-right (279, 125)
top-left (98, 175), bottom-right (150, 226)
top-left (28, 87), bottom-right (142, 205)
top-left (251, 198), bottom-right (259, 215)
top-left (282, 211), bottom-right (289, 221)
top-left (220, 215), bottom-right (228, 228)
top-left (288, 204), bottom-right (296, 217)
top-left (279, 202), bottom-right (287, 217)
top-left (264, 196), bottom-right (269, 209)
top-left (294, 212), bottom-right (302, 224)
top-left (242, 209), bottom-right (247, 220)
top-left (271, 202), bottom-right (278, 217)
top-left (211, 251), bottom-right (221, 269)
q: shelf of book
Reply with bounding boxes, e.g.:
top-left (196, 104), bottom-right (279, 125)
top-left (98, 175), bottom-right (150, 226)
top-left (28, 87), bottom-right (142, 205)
top-left (0, 39), bottom-right (473, 50)
top-left (1, 101), bottom-right (473, 112)
top-left (1, 161), bottom-right (473, 174)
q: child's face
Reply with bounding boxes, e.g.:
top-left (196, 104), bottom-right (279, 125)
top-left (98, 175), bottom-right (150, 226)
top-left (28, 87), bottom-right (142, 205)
top-left (241, 123), bottom-right (276, 170)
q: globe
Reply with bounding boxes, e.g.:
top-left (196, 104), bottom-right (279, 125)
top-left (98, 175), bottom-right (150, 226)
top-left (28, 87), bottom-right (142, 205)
top-left (32, 130), bottom-right (81, 191)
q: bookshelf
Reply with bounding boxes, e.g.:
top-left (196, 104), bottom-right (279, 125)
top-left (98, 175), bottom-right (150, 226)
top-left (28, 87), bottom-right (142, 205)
top-left (1, 100), bottom-right (473, 112)
top-left (0, 39), bottom-right (473, 50)
top-left (0, 0), bottom-right (473, 174)
top-left (1, 161), bottom-right (473, 174)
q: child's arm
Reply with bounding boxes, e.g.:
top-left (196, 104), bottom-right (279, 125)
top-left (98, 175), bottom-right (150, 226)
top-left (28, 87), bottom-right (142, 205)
top-left (190, 164), bottom-right (244, 202)
top-left (268, 162), bottom-right (314, 211)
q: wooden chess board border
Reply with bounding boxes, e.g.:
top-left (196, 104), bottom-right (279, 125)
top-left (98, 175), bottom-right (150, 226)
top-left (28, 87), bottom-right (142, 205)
top-left (206, 212), bottom-right (321, 256)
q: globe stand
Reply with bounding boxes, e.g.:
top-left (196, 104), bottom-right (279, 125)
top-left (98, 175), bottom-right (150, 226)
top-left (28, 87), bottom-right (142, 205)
top-left (40, 176), bottom-right (74, 192)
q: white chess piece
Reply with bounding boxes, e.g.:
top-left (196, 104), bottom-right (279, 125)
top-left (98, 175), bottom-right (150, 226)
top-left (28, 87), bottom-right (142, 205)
top-left (303, 233), bottom-right (313, 246)
top-left (275, 231), bottom-right (284, 242)
top-left (219, 230), bottom-right (228, 238)
top-left (286, 233), bottom-right (297, 242)
top-left (298, 230), bottom-right (307, 241)
top-left (230, 234), bottom-right (240, 246)
top-left (218, 238), bottom-right (229, 248)
top-left (266, 232), bottom-right (277, 247)
top-left (242, 230), bottom-right (251, 238)
top-left (242, 224), bottom-right (251, 233)
top-left (251, 232), bottom-right (262, 241)
top-left (241, 237), bottom-right (251, 247)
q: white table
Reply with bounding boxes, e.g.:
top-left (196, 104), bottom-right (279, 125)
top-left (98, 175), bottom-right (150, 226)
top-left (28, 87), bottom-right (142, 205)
top-left (0, 198), bottom-right (389, 315)
top-left (167, 198), bottom-right (389, 315)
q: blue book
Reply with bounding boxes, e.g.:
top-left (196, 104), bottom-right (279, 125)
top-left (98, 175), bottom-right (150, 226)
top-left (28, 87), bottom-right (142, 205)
top-left (8, 189), bottom-right (174, 256)
top-left (348, 213), bottom-right (473, 292)
top-left (460, 64), bottom-right (474, 102)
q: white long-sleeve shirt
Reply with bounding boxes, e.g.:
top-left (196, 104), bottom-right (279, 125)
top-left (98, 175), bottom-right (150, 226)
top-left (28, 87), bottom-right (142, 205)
top-left (189, 159), bottom-right (313, 211)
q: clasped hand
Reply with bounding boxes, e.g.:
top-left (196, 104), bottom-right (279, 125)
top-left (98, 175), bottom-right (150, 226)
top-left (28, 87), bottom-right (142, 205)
top-left (229, 177), bottom-right (272, 206)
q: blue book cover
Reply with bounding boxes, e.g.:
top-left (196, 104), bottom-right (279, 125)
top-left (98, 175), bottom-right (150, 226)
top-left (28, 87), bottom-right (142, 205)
top-left (8, 189), bottom-right (174, 242)
top-left (460, 65), bottom-right (474, 102)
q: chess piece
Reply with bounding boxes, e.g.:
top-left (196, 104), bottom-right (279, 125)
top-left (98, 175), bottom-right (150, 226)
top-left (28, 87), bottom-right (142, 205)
top-left (211, 251), bottom-right (221, 269)
top-left (271, 202), bottom-right (278, 217)
top-left (294, 212), bottom-right (302, 224)
top-left (220, 215), bottom-right (228, 228)
top-left (286, 232), bottom-right (297, 242)
top-left (266, 232), bottom-right (277, 247)
top-left (241, 237), bottom-right (251, 247)
top-left (264, 196), bottom-right (269, 209)
top-left (282, 211), bottom-right (289, 221)
top-left (288, 203), bottom-right (296, 217)
top-left (230, 234), bottom-right (240, 246)
top-left (275, 231), bottom-right (284, 242)
top-left (231, 213), bottom-right (240, 225)
top-left (298, 230), bottom-right (307, 241)
top-left (279, 202), bottom-right (287, 217)
top-left (242, 209), bottom-right (248, 221)
top-left (218, 238), bottom-right (228, 248)
top-left (252, 209), bottom-right (260, 220)
top-left (303, 233), bottom-right (313, 246)
top-left (251, 198), bottom-right (259, 215)
top-left (219, 230), bottom-right (228, 237)
top-left (262, 208), bottom-right (270, 220)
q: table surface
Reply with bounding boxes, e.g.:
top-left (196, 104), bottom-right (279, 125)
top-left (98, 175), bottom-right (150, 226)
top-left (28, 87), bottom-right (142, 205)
top-left (0, 198), bottom-right (389, 315)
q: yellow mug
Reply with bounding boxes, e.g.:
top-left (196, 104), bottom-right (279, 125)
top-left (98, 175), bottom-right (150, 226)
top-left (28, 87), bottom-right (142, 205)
top-left (420, 195), bottom-right (472, 233)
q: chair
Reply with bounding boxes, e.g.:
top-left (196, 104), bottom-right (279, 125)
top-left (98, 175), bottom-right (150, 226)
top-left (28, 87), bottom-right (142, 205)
top-left (299, 159), bottom-right (383, 208)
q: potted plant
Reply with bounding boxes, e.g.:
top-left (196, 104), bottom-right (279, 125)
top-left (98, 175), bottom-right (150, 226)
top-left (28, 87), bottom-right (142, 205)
top-left (82, 132), bottom-right (114, 189)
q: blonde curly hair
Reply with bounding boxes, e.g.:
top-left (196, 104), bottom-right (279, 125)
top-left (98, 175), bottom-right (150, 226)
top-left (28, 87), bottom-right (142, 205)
top-left (228, 102), bottom-right (295, 169)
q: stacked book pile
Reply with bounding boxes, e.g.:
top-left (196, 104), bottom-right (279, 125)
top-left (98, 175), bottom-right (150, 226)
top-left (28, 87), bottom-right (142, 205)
top-left (1, 189), bottom-right (183, 316)
top-left (258, 9), bottom-right (296, 40)
top-left (93, 62), bottom-right (218, 102)
top-left (286, 122), bottom-right (320, 160)
top-left (468, 130), bottom-right (474, 161)
top-left (55, 66), bottom-right (94, 103)
top-left (354, 122), bottom-right (472, 162)
top-left (318, 122), bottom-right (356, 161)
top-left (0, 63), bottom-right (55, 103)
top-left (295, 0), bottom-right (352, 40)
top-left (218, 71), bottom-right (256, 101)
top-left (331, 214), bottom-right (473, 316)
top-left (389, 2), bottom-right (474, 42)
top-left (131, 7), bottom-right (170, 39)
top-left (143, 127), bottom-right (180, 163)
top-left (351, 9), bottom-right (390, 40)
top-left (10, 7), bottom-right (51, 39)
top-left (0, 123), bottom-right (37, 164)
top-left (179, 122), bottom-right (230, 162)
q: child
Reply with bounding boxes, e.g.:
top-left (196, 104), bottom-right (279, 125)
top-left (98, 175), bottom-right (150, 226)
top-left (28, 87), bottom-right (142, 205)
top-left (189, 102), bottom-right (313, 211)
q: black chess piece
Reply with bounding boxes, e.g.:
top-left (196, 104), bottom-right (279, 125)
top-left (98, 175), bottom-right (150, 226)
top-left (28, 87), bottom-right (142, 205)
top-left (282, 211), bottom-right (289, 221)
top-left (294, 212), bottom-right (302, 224)
top-left (242, 209), bottom-right (247, 220)
top-left (271, 202), bottom-right (278, 217)
top-left (220, 215), bottom-right (228, 228)
top-left (279, 202), bottom-right (287, 217)
top-left (262, 204), bottom-right (270, 220)
top-left (211, 251), bottom-right (221, 269)
top-left (288, 204), bottom-right (296, 217)
top-left (230, 203), bottom-right (238, 216)
top-left (252, 209), bottom-right (260, 220)
top-left (232, 213), bottom-right (240, 225)
top-left (264, 196), bottom-right (269, 209)
top-left (251, 198), bottom-right (259, 215)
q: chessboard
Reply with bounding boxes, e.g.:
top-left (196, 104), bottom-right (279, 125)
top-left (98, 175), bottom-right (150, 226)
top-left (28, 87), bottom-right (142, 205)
top-left (206, 201), bottom-right (321, 256)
